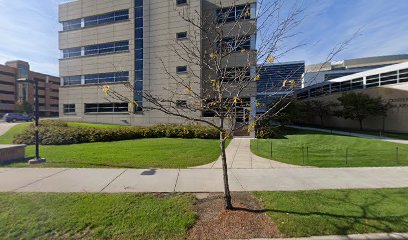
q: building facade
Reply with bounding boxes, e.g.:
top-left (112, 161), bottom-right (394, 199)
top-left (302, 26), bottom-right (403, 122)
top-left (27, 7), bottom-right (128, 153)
top-left (59, 0), bottom-right (257, 126)
top-left (256, 61), bottom-right (305, 113)
top-left (0, 60), bottom-right (59, 117)
top-left (303, 54), bottom-right (408, 88)
top-left (297, 62), bottom-right (408, 133)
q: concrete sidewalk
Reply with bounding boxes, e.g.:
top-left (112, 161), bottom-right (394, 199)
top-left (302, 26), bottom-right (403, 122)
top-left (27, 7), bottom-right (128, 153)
top-left (262, 232), bottom-right (408, 240)
top-left (290, 125), bottom-right (408, 145)
top-left (1, 167), bottom-right (408, 193)
top-left (0, 122), bottom-right (19, 136)
top-left (193, 138), bottom-right (301, 169)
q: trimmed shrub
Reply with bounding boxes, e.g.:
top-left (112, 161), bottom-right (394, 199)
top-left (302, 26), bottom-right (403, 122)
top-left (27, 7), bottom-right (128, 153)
top-left (255, 126), bottom-right (283, 139)
top-left (13, 122), bottom-right (219, 145)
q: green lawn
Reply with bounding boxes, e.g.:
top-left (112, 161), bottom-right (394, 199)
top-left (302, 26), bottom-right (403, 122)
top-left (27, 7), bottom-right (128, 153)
top-left (5, 138), bottom-right (222, 168)
top-left (251, 129), bottom-right (408, 167)
top-left (305, 125), bottom-right (408, 140)
top-left (255, 189), bottom-right (408, 237)
top-left (0, 193), bottom-right (196, 239)
top-left (0, 123), bottom-right (30, 144)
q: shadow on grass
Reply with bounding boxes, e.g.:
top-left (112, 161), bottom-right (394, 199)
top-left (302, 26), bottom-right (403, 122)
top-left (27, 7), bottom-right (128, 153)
top-left (236, 191), bottom-right (408, 236)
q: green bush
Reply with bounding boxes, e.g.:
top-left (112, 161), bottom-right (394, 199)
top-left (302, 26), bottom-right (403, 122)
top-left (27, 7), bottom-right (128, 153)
top-left (255, 126), bottom-right (284, 139)
top-left (13, 122), bottom-right (219, 145)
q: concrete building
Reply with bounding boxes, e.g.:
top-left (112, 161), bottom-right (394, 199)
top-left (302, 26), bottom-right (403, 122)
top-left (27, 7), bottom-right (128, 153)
top-left (58, 0), bottom-right (257, 126)
top-left (297, 62), bottom-right (408, 133)
top-left (0, 60), bottom-right (59, 117)
top-left (303, 54), bottom-right (408, 88)
top-left (256, 61), bottom-right (305, 113)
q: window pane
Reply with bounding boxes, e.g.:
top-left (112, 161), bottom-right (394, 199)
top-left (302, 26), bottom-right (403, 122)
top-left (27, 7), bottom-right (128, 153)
top-left (84, 74), bottom-right (98, 84)
top-left (84, 16), bottom-right (98, 27)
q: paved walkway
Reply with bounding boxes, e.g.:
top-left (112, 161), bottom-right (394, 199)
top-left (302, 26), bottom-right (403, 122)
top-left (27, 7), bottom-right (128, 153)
top-left (263, 232), bottom-right (408, 240)
top-left (0, 122), bottom-right (19, 136)
top-left (1, 167), bottom-right (408, 193)
top-left (193, 138), bottom-right (301, 169)
top-left (291, 125), bottom-right (408, 145)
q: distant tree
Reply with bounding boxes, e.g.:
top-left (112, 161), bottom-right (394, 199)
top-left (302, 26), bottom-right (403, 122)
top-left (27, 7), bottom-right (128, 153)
top-left (264, 97), bottom-right (307, 127)
top-left (337, 92), bottom-right (388, 130)
top-left (307, 100), bottom-right (335, 127)
top-left (15, 100), bottom-right (33, 114)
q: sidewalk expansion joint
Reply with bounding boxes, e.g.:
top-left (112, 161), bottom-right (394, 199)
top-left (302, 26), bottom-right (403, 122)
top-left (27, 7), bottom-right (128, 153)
top-left (173, 169), bottom-right (180, 192)
top-left (12, 168), bottom-right (70, 192)
top-left (100, 169), bottom-right (127, 192)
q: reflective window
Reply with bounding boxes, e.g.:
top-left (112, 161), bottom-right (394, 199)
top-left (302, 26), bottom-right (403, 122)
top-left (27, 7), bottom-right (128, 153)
top-left (84, 10), bottom-right (129, 27)
top-left (218, 36), bottom-right (251, 52)
top-left (63, 104), bottom-right (76, 114)
top-left (176, 0), bottom-right (187, 5)
top-left (83, 72), bottom-right (129, 84)
top-left (176, 32), bottom-right (188, 39)
top-left (62, 47), bottom-right (82, 59)
top-left (82, 41), bottom-right (129, 57)
top-left (217, 4), bottom-right (251, 23)
top-left (63, 76), bottom-right (81, 86)
top-left (62, 19), bottom-right (82, 31)
top-left (85, 103), bottom-right (128, 113)
top-left (176, 66), bottom-right (188, 73)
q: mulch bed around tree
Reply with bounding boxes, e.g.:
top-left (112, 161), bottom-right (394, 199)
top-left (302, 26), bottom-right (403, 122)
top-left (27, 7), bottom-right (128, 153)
top-left (188, 192), bottom-right (281, 240)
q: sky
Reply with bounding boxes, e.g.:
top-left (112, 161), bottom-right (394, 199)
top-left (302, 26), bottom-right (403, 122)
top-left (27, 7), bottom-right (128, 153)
top-left (0, 0), bottom-right (407, 76)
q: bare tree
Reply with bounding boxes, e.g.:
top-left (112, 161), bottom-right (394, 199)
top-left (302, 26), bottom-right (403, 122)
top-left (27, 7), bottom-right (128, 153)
top-left (101, 0), bottom-right (352, 210)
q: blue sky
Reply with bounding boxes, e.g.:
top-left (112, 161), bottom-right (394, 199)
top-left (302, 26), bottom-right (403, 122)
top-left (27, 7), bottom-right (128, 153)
top-left (0, 0), bottom-right (407, 76)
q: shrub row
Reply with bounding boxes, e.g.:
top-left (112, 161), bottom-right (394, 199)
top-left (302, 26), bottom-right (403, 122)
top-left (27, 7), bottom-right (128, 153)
top-left (14, 122), bottom-right (219, 145)
top-left (255, 126), bottom-right (284, 139)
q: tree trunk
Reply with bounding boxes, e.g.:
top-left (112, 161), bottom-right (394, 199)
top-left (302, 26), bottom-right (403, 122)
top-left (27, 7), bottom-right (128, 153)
top-left (320, 115), bottom-right (324, 127)
top-left (220, 131), bottom-right (233, 210)
top-left (359, 119), bottom-right (363, 130)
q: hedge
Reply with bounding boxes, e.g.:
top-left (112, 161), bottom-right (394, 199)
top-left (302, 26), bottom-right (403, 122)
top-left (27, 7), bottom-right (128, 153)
top-left (14, 121), bottom-right (219, 145)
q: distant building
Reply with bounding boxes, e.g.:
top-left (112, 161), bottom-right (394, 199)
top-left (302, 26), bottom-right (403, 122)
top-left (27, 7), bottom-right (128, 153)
top-left (303, 54), bottom-right (408, 88)
top-left (0, 60), bottom-right (59, 117)
top-left (297, 62), bottom-right (408, 132)
top-left (58, 0), bottom-right (257, 126)
top-left (256, 61), bottom-right (305, 113)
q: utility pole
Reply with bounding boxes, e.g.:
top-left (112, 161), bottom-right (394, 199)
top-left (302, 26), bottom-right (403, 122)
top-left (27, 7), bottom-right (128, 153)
top-left (28, 79), bottom-right (46, 165)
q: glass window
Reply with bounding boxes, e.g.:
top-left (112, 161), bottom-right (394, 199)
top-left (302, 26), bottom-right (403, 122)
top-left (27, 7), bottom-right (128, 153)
top-left (63, 104), bottom-right (75, 114)
top-left (176, 32), bottom-right (188, 39)
top-left (115, 10), bottom-right (129, 21)
top-left (136, 60), bottom-right (143, 70)
top-left (135, 28), bottom-right (143, 38)
top-left (135, 0), bottom-right (143, 7)
top-left (135, 49), bottom-right (143, 60)
top-left (218, 36), bottom-right (251, 52)
top-left (84, 74), bottom-right (99, 84)
top-left (135, 70), bottom-right (143, 80)
top-left (84, 15), bottom-right (98, 27)
top-left (176, 100), bottom-right (187, 108)
top-left (135, 81), bottom-right (143, 91)
top-left (84, 45), bottom-right (99, 55)
top-left (115, 72), bottom-right (129, 82)
top-left (176, 66), bottom-right (187, 73)
top-left (62, 19), bottom-right (82, 31)
top-left (98, 43), bottom-right (114, 54)
top-left (135, 7), bottom-right (143, 18)
top-left (115, 41), bottom-right (129, 52)
top-left (217, 4), bottom-right (251, 23)
top-left (63, 47), bottom-right (82, 59)
top-left (98, 12), bottom-right (115, 25)
top-left (63, 76), bottom-right (81, 85)
top-left (176, 0), bottom-right (187, 5)
top-left (135, 39), bottom-right (143, 49)
top-left (85, 103), bottom-right (128, 113)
